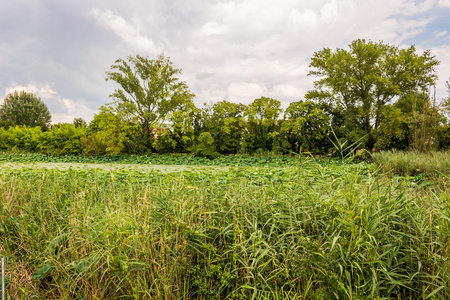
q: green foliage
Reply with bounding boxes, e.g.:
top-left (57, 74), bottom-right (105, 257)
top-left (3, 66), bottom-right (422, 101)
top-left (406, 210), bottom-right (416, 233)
top-left (0, 125), bottom-right (42, 151)
top-left (105, 53), bottom-right (195, 137)
top-left (373, 149), bottom-right (450, 177)
top-left (37, 123), bottom-right (87, 156)
top-left (281, 100), bottom-right (330, 154)
top-left (0, 90), bottom-right (52, 130)
top-left (0, 119), bottom-right (14, 129)
top-left (85, 107), bottom-right (144, 155)
top-left (244, 97), bottom-right (281, 152)
top-left (374, 104), bottom-right (408, 150)
top-left (394, 92), bottom-right (448, 151)
top-left (306, 39), bottom-right (440, 149)
top-left (153, 102), bottom-right (197, 153)
top-left (72, 117), bottom-right (86, 128)
top-left (0, 151), bottom-right (346, 168)
top-left (191, 132), bottom-right (220, 159)
top-left (442, 78), bottom-right (450, 119)
top-left (1, 160), bottom-right (448, 299)
top-left (205, 101), bottom-right (246, 154)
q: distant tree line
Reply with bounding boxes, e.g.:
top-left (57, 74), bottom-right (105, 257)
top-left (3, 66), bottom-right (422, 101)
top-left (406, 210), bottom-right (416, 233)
top-left (1, 39), bottom-right (450, 158)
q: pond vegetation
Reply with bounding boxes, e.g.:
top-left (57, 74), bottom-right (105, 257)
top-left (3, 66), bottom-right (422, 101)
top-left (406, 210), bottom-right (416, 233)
top-left (1, 152), bottom-right (449, 299)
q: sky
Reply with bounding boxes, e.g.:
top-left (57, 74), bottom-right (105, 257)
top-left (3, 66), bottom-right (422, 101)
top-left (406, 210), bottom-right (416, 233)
top-left (1, 0), bottom-right (450, 123)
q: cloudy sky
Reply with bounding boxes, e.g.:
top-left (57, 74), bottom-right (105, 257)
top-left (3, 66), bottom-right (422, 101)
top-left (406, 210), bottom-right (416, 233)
top-left (1, 0), bottom-right (450, 123)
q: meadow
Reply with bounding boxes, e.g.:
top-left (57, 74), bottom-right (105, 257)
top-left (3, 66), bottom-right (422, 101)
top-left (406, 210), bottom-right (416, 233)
top-left (0, 153), bottom-right (449, 299)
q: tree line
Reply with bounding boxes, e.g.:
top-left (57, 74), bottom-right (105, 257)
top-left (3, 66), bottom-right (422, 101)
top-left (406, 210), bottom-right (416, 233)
top-left (1, 39), bottom-right (450, 158)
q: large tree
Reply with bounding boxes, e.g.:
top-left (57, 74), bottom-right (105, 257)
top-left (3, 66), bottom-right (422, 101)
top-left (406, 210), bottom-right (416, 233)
top-left (306, 39), bottom-right (439, 148)
top-left (282, 100), bottom-right (329, 153)
top-left (244, 97), bottom-right (282, 152)
top-left (0, 90), bottom-right (52, 130)
top-left (207, 100), bottom-right (246, 154)
top-left (105, 54), bottom-right (195, 137)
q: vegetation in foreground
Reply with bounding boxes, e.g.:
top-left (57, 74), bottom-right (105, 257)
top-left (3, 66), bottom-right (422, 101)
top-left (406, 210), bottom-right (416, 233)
top-left (1, 158), bottom-right (449, 299)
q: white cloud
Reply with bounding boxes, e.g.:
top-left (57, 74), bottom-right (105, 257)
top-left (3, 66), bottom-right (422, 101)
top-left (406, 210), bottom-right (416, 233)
top-left (89, 8), bottom-right (159, 54)
top-left (438, 0), bottom-right (450, 7)
top-left (434, 31), bottom-right (448, 39)
top-left (5, 84), bottom-right (56, 98)
top-left (272, 84), bottom-right (307, 103)
top-left (226, 82), bottom-right (268, 104)
top-left (432, 45), bottom-right (450, 99)
top-left (52, 98), bottom-right (95, 124)
top-left (200, 21), bottom-right (226, 36)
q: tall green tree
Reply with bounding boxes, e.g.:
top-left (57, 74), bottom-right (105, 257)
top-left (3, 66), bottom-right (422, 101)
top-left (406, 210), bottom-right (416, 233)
top-left (153, 101), bottom-right (198, 153)
top-left (206, 100), bottom-right (246, 154)
top-left (281, 100), bottom-right (329, 153)
top-left (0, 90), bottom-right (52, 130)
top-left (105, 54), bottom-right (195, 139)
top-left (244, 97), bottom-right (282, 152)
top-left (306, 39), bottom-right (439, 149)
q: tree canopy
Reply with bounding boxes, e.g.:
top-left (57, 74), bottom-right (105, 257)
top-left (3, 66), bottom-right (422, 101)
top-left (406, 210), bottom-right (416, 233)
top-left (306, 39), bottom-right (440, 148)
top-left (0, 90), bottom-right (52, 130)
top-left (2, 41), bottom-right (449, 157)
top-left (105, 54), bottom-right (195, 138)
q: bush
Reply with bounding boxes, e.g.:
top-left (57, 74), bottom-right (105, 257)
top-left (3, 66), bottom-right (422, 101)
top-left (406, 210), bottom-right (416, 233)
top-left (37, 123), bottom-right (87, 156)
top-left (85, 110), bottom-right (144, 155)
top-left (0, 125), bottom-right (42, 151)
top-left (191, 132), bottom-right (220, 159)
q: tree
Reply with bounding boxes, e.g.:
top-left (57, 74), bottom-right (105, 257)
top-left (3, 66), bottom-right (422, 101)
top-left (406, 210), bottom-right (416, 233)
top-left (306, 39), bottom-right (439, 149)
top-left (105, 54), bottom-right (195, 140)
top-left (73, 117), bottom-right (86, 128)
top-left (38, 123), bottom-right (87, 156)
top-left (205, 101), bottom-right (246, 154)
top-left (85, 106), bottom-right (144, 155)
top-left (281, 100), bottom-right (329, 153)
top-left (373, 104), bottom-right (408, 150)
top-left (0, 90), bottom-right (52, 130)
top-left (153, 101), bottom-right (198, 153)
top-left (191, 132), bottom-right (220, 159)
top-left (244, 97), bottom-right (282, 152)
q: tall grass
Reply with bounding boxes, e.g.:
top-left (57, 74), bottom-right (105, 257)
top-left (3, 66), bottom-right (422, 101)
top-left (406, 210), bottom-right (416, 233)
top-left (373, 150), bottom-right (450, 177)
top-left (0, 163), bottom-right (449, 299)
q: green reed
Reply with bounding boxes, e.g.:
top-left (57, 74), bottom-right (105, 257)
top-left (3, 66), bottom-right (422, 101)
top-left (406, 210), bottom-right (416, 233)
top-left (373, 150), bottom-right (450, 178)
top-left (0, 162), bottom-right (449, 299)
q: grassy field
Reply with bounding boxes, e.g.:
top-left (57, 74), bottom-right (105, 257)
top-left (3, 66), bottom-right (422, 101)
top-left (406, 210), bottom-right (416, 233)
top-left (1, 154), bottom-right (449, 299)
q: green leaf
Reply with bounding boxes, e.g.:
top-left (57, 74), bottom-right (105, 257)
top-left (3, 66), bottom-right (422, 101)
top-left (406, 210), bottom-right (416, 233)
top-left (31, 263), bottom-right (53, 281)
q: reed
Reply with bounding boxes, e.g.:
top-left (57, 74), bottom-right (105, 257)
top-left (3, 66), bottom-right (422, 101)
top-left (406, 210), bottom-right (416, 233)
top-left (0, 162), bottom-right (449, 299)
top-left (373, 150), bottom-right (450, 178)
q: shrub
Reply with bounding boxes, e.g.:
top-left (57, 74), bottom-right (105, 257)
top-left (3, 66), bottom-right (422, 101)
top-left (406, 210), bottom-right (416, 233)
top-left (191, 132), bottom-right (220, 159)
top-left (37, 123), bottom-right (87, 156)
top-left (0, 125), bottom-right (42, 151)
